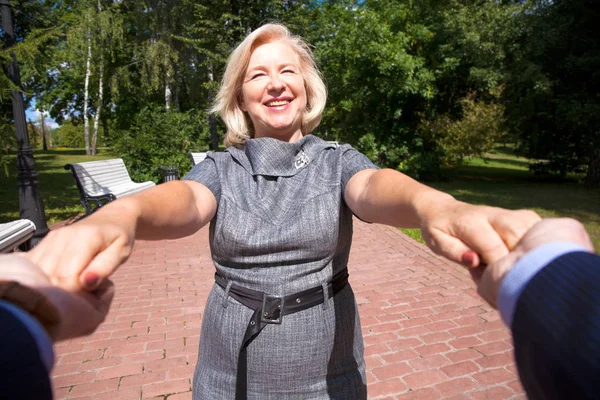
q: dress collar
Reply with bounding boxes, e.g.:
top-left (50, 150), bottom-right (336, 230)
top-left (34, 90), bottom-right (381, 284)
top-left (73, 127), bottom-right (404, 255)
top-left (226, 135), bottom-right (335, 177)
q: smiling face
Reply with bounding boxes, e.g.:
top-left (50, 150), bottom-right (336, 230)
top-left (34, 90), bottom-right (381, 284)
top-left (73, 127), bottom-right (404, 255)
top-left (240, 40), bottom-right (308, 142)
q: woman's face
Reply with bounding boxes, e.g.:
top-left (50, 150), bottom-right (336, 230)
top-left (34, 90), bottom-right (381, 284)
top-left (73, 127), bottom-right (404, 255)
top-left (240, 40), bottom-right (307, 142)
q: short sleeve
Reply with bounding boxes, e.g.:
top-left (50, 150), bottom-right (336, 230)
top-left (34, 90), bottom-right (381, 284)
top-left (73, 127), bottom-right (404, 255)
top-left (340, 145), bottom-right (379, 192)
top-left (183, 153), bottom-right (222, 202)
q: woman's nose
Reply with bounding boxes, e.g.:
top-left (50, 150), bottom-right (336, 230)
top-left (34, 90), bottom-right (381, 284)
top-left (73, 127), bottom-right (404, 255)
top-left (268, 75), bottom-right (285, 91)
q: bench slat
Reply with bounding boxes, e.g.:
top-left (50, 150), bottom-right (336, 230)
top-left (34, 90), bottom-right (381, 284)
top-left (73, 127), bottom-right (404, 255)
top-left (0, 219), bottom-right (36, 253)
top-left (66, 158), bottom-right (156, 214)
top-left (190, 152), bottom-right (207, 166)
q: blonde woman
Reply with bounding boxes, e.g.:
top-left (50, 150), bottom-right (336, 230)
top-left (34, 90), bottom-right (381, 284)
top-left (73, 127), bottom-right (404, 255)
top-left (30, 24), bottom-right (540, 399)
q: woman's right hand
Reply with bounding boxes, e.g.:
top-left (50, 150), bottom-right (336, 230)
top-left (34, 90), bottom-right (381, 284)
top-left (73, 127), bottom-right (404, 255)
top-left (26, 201), bottom-right (138, 292)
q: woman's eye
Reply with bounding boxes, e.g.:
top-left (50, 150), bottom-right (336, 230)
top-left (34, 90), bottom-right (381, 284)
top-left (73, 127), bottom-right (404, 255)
top-left (251, 72), bottom-right (265, 79)
top-left (283, 69), bottom-right (295, 74)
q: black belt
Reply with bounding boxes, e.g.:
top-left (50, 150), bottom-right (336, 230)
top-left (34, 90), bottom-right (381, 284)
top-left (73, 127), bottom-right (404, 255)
top-left (214, 268), bottom-right (350, 400)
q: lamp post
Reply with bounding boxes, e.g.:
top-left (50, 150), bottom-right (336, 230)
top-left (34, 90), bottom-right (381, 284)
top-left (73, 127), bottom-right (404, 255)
top-left (1, 0), bottom-right (50, 244)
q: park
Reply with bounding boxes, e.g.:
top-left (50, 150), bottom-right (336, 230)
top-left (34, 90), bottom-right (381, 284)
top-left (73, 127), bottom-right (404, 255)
top-left (1, 0), bottom-right (599, 399)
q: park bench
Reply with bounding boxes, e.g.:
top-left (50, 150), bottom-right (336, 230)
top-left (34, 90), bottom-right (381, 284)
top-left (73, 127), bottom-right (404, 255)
top-left (65, 158), bottom-right (155, 215)
top-left (0, 219), bottom-right (36, 253)
top-left (189, 152), bottom-right (207, 166)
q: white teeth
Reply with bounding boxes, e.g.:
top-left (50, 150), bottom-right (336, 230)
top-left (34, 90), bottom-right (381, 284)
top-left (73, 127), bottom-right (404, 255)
top-left (266, 100), bottom-right (290, 107)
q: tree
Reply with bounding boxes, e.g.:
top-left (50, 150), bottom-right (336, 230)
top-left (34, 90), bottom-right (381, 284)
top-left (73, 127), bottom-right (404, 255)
top-left (504, 0), bottom-right (600, 183)
top-left (1, 0), bottom-right (52, 240)
top-left (312, 1), bottom-right (437, 169)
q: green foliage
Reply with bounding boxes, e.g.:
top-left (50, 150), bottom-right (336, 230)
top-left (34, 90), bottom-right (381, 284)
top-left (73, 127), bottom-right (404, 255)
top-left (314, 0), bottom-right (436, 165)
top-left (112, 106), bottom-right (209, 182)
top-left (420, 95), bottom-right (505, 167)
top-left (311, 0), bottom-right (521, 173)
top-left (397, 151), bottom-right (444, 182)
top-left (0, 122), bottom-right (16, 176)
top-left (4, 0), bottom-right (598, 185)
top-left (54, 120), bottom-right (85, 148)
top-left (504, 0), bottom-right (600, 181)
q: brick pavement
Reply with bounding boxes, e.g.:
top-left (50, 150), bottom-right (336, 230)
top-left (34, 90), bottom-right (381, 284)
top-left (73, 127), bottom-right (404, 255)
top-left (51, 220), bottom-right (525, 399)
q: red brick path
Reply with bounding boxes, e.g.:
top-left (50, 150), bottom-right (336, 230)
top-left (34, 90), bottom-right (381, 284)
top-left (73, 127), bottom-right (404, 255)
top-left (51, 220), bottom-right (525, 399)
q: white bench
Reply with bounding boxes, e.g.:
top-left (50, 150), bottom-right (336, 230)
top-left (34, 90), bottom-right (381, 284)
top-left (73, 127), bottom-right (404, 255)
top-left (0, 219), bottom-right (36, 253)
top-left (65, 158), bottom-right (155, 215)
top-left (189, 152), bottom-right (207, 166)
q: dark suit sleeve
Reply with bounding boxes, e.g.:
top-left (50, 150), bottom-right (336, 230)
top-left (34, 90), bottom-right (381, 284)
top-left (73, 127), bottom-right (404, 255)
top-left (511, 251), bottom-right (600, 400)
top-left (0, 305), bottom-right (53, 400)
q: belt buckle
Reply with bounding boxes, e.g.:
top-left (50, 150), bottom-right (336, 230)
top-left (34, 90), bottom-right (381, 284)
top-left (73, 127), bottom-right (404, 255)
top-left (260, 294), bottom-right (284, 324)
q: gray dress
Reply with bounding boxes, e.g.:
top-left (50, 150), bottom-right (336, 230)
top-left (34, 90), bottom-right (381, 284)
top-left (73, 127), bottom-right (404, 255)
top-left (184, 134), bottom-right (378, 399)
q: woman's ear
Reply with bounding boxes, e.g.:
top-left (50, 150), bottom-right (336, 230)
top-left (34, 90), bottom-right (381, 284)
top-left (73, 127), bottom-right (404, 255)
top-left (238, 93), bottom-right (247, 112)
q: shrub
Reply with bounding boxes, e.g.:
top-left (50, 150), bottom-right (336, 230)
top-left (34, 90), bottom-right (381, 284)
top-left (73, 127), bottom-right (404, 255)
top-left (421, 95), bottom-right (505, 167)
top-left (113, 106), bottom-right (209, 183)
top-left (54, 120), bottom-right (84, 148)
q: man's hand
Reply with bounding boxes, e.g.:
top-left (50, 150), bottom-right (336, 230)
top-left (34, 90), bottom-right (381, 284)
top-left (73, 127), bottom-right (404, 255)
top-left (0, 254), bottom-right (115, 341)
top-left (470, 218), bottom-right (595, 308)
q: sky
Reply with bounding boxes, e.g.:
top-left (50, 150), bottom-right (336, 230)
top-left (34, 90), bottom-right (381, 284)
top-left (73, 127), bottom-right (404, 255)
top-left (25, 99), bottom-right (59, 130)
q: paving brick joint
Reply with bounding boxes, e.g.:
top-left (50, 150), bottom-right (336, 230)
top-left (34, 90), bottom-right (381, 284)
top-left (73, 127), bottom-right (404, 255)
top-left (51, 220), bottom-right (524, 399)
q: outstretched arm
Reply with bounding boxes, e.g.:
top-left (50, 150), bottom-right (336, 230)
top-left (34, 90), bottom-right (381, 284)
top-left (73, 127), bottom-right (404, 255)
top-left (27, 180), bottom-right (216, 292)
top-left (344, 168), bottom-right (540, 266)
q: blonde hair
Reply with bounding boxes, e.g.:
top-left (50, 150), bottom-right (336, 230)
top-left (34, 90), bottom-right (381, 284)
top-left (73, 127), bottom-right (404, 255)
top-left (212, 23), bottom-right (327, 147)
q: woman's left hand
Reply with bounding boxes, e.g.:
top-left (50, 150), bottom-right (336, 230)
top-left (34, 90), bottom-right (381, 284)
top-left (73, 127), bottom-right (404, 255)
top-left (420, 199), bottom-right (541, 267)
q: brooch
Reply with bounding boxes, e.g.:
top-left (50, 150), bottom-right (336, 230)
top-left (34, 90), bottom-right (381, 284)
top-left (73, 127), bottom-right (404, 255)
top-left (294, 150), bottom-right (310, 169)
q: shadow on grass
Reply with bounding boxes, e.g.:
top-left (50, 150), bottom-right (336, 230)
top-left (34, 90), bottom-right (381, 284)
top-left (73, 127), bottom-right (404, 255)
top-left (431, 179), bottom-right (599, 220)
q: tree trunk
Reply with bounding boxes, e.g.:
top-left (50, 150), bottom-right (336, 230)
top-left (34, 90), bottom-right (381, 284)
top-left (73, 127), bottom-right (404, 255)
top-left (165, 70), bottom-right (172, 111)
top-left (28, 119), bottom-right (39, 149)
top-left (208, 66), bottom-right (219, 150)
top-left (92, 59), bottom-right (103, 156)
top-left (91, 0), bottom-right (103, 156)
top-left (584, 149), bottom-right (600, 186)
top-left (83, 20), bottom-right (92, 155)
top-left (0, 0), bottom-right (49, 243)
top-left (40, 113), bottom-right (47, 151)
top-left (102, 117), bottom-right (109, 147)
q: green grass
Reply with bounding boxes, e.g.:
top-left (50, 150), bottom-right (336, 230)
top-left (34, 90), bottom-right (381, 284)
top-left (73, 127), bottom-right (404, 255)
top-left (0, 148), bottom-right (117, 225)
top-left (400, 146), bottom-right (600, 250)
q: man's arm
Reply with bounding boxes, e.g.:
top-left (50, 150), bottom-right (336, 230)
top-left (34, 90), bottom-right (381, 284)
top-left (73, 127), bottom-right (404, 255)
top-left (0, 301), bottom-right (53, 400)
top-left (510, 250), bottom-right (600, 399)
top-left (472, 218), bottom-right (598, 399)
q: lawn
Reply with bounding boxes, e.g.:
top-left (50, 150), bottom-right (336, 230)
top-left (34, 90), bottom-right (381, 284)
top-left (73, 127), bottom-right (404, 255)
top-left (0, 148), bottom-right (118, 225)
top-left (1, 146), bottom-right (599, 250)
top-left (400, 146), bottom-right (600, 250)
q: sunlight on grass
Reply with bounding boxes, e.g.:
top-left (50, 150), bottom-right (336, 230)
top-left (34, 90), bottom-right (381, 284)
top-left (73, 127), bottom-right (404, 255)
top-left (0, 148), bottom-right (118, 225)
top-left (400, 146), bottom-right (600, 250)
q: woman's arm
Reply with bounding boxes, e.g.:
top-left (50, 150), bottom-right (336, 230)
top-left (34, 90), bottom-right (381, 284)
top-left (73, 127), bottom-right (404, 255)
top-left (27, 180), bottom-right (216, 292)
top-left (122, 180), bottom-right (217, 240)
top-left (345, 168), bottom-right (540, 267)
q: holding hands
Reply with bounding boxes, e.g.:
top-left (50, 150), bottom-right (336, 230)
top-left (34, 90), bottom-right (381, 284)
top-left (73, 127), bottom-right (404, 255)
top-left (26, 202), bottom-right (138, 293)
top-left (419, 198), bottom-right (542, 267)
top-left (0, 254), bottom-right (115, 341)
top-left (469, 218), bottom-right (595, 309)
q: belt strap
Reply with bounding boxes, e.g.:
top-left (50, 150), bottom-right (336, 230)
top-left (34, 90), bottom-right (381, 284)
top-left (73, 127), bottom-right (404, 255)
top-left (214, 268), bottom-right (349, 400)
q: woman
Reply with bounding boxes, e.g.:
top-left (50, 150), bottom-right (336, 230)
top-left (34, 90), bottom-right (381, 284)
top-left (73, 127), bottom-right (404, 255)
top-left (29, 24), bottom-right (540, 399)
